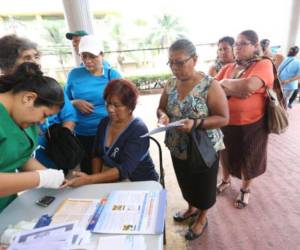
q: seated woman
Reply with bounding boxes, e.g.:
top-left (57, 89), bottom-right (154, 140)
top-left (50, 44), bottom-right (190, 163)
top-left (0, 62), bottom-right (65, 213)
top-left (65, 79), bottom-right (158, 187)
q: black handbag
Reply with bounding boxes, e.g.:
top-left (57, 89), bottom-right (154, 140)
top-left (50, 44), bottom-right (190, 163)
top-left (45, 124), bottom-right (85, 174)
top-left (188, 119), bottom-right (218, 173)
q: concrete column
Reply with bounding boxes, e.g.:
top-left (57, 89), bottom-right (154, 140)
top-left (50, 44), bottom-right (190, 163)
top-left (286, 0), bottom-right (300, 53)
top-left (62, 0), bottom-right (94, 66)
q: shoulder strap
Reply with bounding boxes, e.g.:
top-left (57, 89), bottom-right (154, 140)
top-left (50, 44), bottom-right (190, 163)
top-left (107, 68), bottom-right (111, 81)
top-left (261, 56), bottom-right (286, 109)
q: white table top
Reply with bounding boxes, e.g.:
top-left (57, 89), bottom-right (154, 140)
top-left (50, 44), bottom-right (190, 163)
top-left (0, 181), bottom-right (163, 249)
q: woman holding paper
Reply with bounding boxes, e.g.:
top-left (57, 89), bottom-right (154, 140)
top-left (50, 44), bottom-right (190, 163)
top-left (157, 39), bottom-right (229, 240)
top-left (65, 79), bottom-right (158, 187)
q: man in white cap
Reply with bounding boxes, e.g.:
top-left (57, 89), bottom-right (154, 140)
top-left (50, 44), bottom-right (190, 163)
top-left (65, 35), bottom-right (121, 174)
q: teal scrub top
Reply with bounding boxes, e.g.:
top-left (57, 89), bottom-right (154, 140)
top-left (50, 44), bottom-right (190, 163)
top-left (0, 103), bottom-right (38, 213)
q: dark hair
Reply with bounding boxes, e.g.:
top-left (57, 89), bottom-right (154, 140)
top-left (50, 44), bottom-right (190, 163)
top-left (0, 62), bottom-right (64, 108)
top-left (239, 30), bottom-right (259, 45)
top-left (218, 36), bottom-right (235, 47)
top-left (287, 46), bottom-right (299, 57)
top-left (104, 79), bottom-right (139, 111)
top-left (169, 38), bottom-right (197, 57)
top-left (0, 34), bottom-right (39, 73)
top-left (260, 39), bottom-right (270, 51)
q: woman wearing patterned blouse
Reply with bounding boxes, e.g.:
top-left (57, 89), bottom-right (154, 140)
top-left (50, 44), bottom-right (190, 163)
top-left (157, 39), bottom-right (229, 240)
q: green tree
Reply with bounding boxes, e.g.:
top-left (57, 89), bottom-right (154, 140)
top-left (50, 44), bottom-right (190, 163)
top-left (149, 14), bottom-right (187, 48)
top-left (42, 20), bottom-right (70, 77)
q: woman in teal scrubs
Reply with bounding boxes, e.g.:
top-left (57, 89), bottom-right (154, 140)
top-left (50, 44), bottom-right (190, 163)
top-left (0, 62), bottom-right (65, 213)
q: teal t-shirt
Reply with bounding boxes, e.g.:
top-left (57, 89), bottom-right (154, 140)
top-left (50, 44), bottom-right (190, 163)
top-left (0, 103), bottom-right (38, 213)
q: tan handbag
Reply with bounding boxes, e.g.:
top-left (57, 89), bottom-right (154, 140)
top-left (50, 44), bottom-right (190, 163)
top-left (266, 87), bottom-right (289, 134)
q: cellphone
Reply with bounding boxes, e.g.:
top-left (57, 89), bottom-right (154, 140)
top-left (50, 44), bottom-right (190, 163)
top-left (36, 196), bottom-right (55, 207)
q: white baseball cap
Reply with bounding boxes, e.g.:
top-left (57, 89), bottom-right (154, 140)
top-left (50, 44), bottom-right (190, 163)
top-left (78, 35), bottom-right (102, 56)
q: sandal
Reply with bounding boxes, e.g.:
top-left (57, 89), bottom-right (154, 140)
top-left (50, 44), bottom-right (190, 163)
top-left (173, 210), bottom-right (199, 222)
top-left (185, 219), bottom-right (208, 241)
top-left (217, 179), bottom-right (231, 194)
top-left (235, 188), bottom-right (251, 209)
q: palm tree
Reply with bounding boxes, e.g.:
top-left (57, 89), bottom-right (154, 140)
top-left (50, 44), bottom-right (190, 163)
top-left (149, 14), bottom-right (187, 48)
top-left (42, 20), bottom-right (70, 77)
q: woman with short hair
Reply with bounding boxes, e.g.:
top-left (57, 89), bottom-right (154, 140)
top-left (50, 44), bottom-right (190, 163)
top-left (64, 79), bottom-right (158, 187)
top-left (157, 38), bottom-right (229, 240)
top-left (208, 36), bottom-right (235, 77)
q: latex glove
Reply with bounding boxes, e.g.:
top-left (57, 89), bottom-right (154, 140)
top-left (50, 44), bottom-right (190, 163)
top-left (37, 169), bottom-right (64, 188)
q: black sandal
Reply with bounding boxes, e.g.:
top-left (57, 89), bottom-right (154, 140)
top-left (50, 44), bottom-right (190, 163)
top-left (217, 179), bottom-right (231, 194)
top-left (173, 210), bottom-right (199, 222)
top-left (185, 219), bottom-right (208, 240)
top-left (235, 188), bottom-right (251, 209)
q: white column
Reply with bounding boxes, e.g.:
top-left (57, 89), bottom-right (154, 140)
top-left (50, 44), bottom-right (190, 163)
top-left (62, 0), bottom-right (94, 66)
top-left (286, 0), bottom-right (300, 53)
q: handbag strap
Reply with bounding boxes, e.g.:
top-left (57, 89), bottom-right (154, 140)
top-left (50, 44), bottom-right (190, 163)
top-left (192, 118), bottom-right (205, 130)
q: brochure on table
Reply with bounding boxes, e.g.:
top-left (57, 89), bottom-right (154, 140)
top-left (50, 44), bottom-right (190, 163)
top-left (88, 190), bottom-right (166, 235)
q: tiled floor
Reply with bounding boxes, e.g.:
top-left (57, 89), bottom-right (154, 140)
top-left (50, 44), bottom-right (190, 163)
top-left (136, 94), bottom-right (300, 250)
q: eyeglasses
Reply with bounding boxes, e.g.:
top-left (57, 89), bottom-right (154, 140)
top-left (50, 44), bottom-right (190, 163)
top-left (105, 102), bottom-right (125, 109)
top-left (166, 56), bottom-right (193, 67)
top-left (233, 41), bottom-right (252, 48)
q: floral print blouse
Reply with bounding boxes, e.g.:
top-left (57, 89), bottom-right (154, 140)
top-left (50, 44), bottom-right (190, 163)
top-left (164, 75), bottom-right (225, 160)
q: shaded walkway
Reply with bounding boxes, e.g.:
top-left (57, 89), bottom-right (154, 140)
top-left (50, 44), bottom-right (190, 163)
top-left (135, 94), bottom-right (300, 250)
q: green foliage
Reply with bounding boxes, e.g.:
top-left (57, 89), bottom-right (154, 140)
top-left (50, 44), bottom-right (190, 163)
top-left (127, 72), bottom-right (172, 89)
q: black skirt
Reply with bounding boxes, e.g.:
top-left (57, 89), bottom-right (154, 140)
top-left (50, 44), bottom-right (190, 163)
top-left (171, 155), bottom-right (219, 210)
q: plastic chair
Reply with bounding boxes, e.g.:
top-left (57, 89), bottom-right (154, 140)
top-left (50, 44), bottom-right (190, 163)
top-left (149, 136), bottom-right (166, 245)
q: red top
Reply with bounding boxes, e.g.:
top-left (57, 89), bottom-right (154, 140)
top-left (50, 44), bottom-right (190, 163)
top-left (215, 59), bottom-right (274, 125)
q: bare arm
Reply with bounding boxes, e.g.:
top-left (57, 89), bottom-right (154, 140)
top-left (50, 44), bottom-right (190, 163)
top-left (65, 167), bottom-right (120, 188)
top-left (157, 89), bottom-right (170, 125)
top-left (91, 157), bottom-right (104, 174)
top-left (0, 172), bottom-right (39, 197)
top-left (62, 121), bottom-right (75, 131)
top-left (220, 76), bottom-right (264, 98)
top-left (281, 75), bottom-right (300, 85)
top-left (21, 157), bottom-right (46, 171)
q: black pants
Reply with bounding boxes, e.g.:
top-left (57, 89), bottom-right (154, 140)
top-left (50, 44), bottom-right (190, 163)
top-left (171, 155), bottom-right (219, 210)
top-left (76, 135), bottom-right (96, 174)
top-left (288, 88), bottom-right (299, 105)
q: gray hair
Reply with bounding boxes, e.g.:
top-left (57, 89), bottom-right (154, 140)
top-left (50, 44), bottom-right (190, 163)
top-left (169, 38), bottom-right (197, 57)
top-left (0, 34), bottom-right (39, 73)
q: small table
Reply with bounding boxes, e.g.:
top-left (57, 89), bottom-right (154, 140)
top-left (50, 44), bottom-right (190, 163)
top-left (0, 181), bottom-right (163, 249)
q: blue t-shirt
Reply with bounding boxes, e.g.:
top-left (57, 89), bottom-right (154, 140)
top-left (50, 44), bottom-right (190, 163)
top-left (278, 57), bottom-right (300, 90)
top-left (93, 116), bottom-right (158, 182)
top-left (65, 67), bottom-right (121, 136)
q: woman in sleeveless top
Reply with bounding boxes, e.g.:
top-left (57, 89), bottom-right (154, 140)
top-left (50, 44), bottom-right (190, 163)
top-left (157, 39), bottom-right (229, 240)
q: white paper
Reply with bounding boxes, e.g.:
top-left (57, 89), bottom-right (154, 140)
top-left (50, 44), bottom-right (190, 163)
top-left (97, 235), bottom-right (146, 250)
top-left (140, 120), bottom-right (184, 137)
top-left (51, 198), bottom-right (101, 229)
top-left (92, 190), bottom-right (164, 234)
top-left (8, 222), bottom-right (76, 250)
